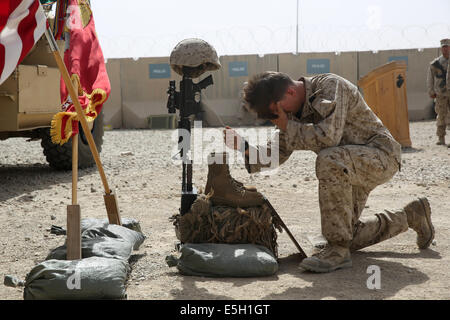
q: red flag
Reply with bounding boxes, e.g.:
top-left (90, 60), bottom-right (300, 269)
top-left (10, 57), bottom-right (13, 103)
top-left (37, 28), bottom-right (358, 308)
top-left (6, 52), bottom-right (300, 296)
top-left (51, 0), bottom-right (110, 145)
top-left (0, 0), bottom-right (46, 85)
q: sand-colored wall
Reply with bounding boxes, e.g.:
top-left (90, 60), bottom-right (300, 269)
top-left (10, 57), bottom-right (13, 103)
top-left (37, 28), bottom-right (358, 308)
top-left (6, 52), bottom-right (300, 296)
top-left (102, 47), bottom-right (441, 128)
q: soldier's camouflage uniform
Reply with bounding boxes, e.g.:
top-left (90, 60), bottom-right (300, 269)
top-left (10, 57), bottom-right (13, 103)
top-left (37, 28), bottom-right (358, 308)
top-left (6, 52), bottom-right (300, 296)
top-left (244, 73), bottom-right (408, 250)
top-left (427, 54), bottom-right (450, 140)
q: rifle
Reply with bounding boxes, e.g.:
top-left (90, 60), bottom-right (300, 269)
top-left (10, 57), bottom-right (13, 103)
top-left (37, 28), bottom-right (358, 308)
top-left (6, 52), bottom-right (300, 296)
top-left (167, 71), bottom-right (214, 215)
top-left (432, 60), bottom-right (447, 89)
top-left (263, 197), bottom-right (307, 260)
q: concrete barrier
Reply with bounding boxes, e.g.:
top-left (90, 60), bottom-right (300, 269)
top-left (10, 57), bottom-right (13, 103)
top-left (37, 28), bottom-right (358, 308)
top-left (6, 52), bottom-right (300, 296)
top-left (279, 52), bottom-right (358, 85)
top-left (103, 47), bottom-right (441, 129)
top-left (202, 54), bottom-right (278, 126)
top-left (119, 57), bottom-right (181, 128)
top-left (103, 58), bottom-right (122, 128)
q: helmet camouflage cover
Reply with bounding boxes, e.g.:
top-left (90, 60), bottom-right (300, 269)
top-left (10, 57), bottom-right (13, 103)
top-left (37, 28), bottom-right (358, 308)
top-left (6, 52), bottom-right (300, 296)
top-left (170, 38), bottom-right (221, 78)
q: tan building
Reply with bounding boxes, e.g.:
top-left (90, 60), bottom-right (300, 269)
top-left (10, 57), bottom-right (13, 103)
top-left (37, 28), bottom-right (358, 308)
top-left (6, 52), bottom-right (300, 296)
top-left (102, 47), bottom-right (441, 129)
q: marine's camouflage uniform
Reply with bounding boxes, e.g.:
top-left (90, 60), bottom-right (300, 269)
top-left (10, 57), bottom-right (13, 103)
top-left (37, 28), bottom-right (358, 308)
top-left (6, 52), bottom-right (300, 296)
top-left (245, 73), bottom-right (408, 250)
top-left (427, 55), bottom-right (450, 139)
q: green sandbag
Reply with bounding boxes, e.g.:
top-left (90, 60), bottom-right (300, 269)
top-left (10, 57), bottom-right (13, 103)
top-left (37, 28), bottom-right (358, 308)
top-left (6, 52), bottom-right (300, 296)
top-left (24, 257), bottom-right (129, 300)
top-left (81, 217), bottom-right (142, 233)
top-left (81, 223), bottom-right (145, 250)
top-left (46, 237), bottom-right (133, 261)
top-left (166, 243), bottom-right (278, 278)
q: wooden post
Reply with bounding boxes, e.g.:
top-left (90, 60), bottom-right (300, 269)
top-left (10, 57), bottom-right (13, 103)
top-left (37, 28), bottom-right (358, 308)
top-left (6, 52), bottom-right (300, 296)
top-left (66, 204), bottom-right (81, 260)
top-left (44, 26), bottom-right (121, 225)
top-left (72, 135), bottom-right (78, 205)
top-left (66, 77), bottom-right (81, 260)
top-left (103, 190), bottom-right (121, 225)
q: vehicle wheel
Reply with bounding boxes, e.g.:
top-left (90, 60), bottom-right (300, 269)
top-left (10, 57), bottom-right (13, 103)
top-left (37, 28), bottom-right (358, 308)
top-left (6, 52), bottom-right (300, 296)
top-left (41, 111), bottom-right (104, 170)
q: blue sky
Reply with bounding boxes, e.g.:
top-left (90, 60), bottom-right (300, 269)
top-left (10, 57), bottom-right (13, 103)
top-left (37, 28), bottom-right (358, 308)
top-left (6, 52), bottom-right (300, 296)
top-left (90, 0), bottom-right (450, 59)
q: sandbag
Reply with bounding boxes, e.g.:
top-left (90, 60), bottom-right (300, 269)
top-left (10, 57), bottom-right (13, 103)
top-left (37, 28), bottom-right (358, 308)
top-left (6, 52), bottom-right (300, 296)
top-left (81, 217), bottom-right (142, 233)
top-left (46, 237), bottom-right (133, 261)
top-left (81, 223), bottom-right (145, 250)
top-left (24, 257), bottom-right (129, 300)
top-left (166, 243), bottom-right (278, 278)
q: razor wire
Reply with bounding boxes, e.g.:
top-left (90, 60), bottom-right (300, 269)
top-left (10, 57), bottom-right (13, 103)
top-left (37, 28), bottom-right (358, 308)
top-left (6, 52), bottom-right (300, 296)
top-left (99, 24), bottom-right (450, 59)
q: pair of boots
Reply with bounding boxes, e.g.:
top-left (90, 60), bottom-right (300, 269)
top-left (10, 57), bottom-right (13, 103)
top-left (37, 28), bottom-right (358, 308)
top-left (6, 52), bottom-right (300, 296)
top-left (205, 152), bottom-right (265, 208)
top-left (299, 198), bottom-right (435, 273)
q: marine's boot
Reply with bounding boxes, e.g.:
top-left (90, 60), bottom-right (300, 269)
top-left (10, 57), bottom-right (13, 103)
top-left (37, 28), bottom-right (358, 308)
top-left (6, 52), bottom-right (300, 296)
top-left (404, 197), bottom-right (435, 249)
top-left (436, 136), bottom-right (445, 145)
top-left (299, 244), bottom-right (352, 273)
top-left (205, 152), bottom-right (264, 207)
top-left (230, 179), bottom-right (257, 192)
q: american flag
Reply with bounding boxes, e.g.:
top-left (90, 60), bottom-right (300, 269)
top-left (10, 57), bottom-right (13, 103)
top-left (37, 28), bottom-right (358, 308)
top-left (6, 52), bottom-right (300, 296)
top-left (0, 0), bottom-right (46, 85)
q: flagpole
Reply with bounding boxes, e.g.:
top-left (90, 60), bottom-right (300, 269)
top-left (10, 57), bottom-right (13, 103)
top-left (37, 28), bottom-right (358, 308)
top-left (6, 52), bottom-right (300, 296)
top-left (296, 0), bottom-right (299, 54)
top-left (296, 0), bottom-right (298, 54)
top-left (44, 25), bottom-right (121, 226)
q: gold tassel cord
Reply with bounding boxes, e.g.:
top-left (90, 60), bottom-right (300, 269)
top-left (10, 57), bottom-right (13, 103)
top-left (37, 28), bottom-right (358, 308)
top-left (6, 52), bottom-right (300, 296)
top-left (50, 73), bottom-right (107, 145)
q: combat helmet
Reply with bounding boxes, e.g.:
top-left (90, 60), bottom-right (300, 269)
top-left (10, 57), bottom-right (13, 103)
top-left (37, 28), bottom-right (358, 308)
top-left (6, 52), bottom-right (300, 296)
top-left (170, 38), bottom-right (221, 78)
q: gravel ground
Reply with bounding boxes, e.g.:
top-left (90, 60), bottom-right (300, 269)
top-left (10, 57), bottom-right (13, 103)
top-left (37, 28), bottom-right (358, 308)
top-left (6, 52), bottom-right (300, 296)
top-left (0, 120), bottom-right (449, 300)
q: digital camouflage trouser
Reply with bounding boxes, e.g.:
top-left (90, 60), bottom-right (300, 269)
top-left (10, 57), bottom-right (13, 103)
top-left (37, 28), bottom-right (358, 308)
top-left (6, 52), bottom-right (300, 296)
top-left (315, 145), bottom-right (408, 251)
top-left (435, 96), bottom-right (450, 138)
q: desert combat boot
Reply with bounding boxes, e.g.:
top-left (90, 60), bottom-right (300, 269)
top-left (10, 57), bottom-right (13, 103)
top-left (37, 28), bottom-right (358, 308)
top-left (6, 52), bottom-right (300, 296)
top-left (205, 152), bottom-right (264, 208)
top-left (437, 136), bottom-right (445, 145)
top-left (404, 197), bottom-right (435, 249)
top-left (299, 244), bottom-right (352, 273)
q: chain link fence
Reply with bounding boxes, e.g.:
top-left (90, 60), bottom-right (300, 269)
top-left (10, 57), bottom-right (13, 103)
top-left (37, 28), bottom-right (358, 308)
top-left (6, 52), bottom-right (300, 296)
top-left (99, 24), bottom-right (450, 59)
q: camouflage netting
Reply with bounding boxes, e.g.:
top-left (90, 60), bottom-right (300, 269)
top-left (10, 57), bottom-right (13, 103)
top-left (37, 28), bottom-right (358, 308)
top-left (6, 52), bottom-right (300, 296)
top-left (170, 194), bottom-right (283, 258)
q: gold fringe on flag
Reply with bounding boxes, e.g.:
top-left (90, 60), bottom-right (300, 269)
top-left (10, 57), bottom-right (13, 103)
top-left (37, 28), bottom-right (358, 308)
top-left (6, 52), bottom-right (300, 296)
top-left (50, 111), bottom-right (78, 145)
top-left (50, 74), bottom-right (107, 145)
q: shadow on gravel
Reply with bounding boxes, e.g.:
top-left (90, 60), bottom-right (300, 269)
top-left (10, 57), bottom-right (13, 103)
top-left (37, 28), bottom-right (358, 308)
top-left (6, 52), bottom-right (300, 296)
top-left (169, 275), bottom-right (236, 300)
top-left (168, 267), bottom-right (281, 300)
top-left (401, 147), bottom-right (423, 153)
top-left (0, 164), bottom-right (95, 202)
top-left (360, 248), bottom-right (441, 260)
top-left (169, 271), bottom-right (280, 300)
top-left (264, 251), bottom-right (431, 300)
top-left (167, 248), bottom-right (434, 300)
top-left (168, 250), bottom-right (428, 300)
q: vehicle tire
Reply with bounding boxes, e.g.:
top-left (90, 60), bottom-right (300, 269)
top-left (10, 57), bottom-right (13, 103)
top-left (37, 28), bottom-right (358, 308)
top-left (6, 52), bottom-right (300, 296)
top-left (41, 111), bottom-right (104, 170)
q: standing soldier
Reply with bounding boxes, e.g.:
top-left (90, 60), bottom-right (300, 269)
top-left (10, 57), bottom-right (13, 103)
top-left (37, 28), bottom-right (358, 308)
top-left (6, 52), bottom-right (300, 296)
top-left (427, 38), bottom-right (450, 146)
top-left (224, 71), bottom-right (435, 273)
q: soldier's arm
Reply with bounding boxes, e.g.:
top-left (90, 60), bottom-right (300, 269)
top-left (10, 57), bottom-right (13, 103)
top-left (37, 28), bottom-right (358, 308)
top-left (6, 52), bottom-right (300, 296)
top-left (282, 78), bottom-right (348, 151)
top-left (447, 61), bottom-right (450, 92)
top-left (223, 126), bottom-right (292, 174)
top-left (244, 129), bottom-right (293, 174)
top-left (427, 65), bottom-right (436, 97)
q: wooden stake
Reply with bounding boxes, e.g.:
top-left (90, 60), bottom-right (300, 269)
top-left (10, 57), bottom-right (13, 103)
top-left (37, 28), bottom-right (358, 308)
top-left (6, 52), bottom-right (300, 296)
top-left (71, 76), bottom-right (79, 206)
top-left (67, 72), bottom-right (81, 259)
top-left (44, 27), bottom-right (121, 225)
top-left (103, 190), bottom-right (121, 225)
top-left (66, 127), bottom-right (82, 260)
top-left (72, 135), bottom-right (78, 204)
top-left (66, 204), bottom-right (81, 260)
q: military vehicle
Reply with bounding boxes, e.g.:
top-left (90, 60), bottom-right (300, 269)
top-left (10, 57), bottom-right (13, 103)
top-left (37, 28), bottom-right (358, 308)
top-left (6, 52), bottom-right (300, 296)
top-left (0, 36), bottom-right (104, 170)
